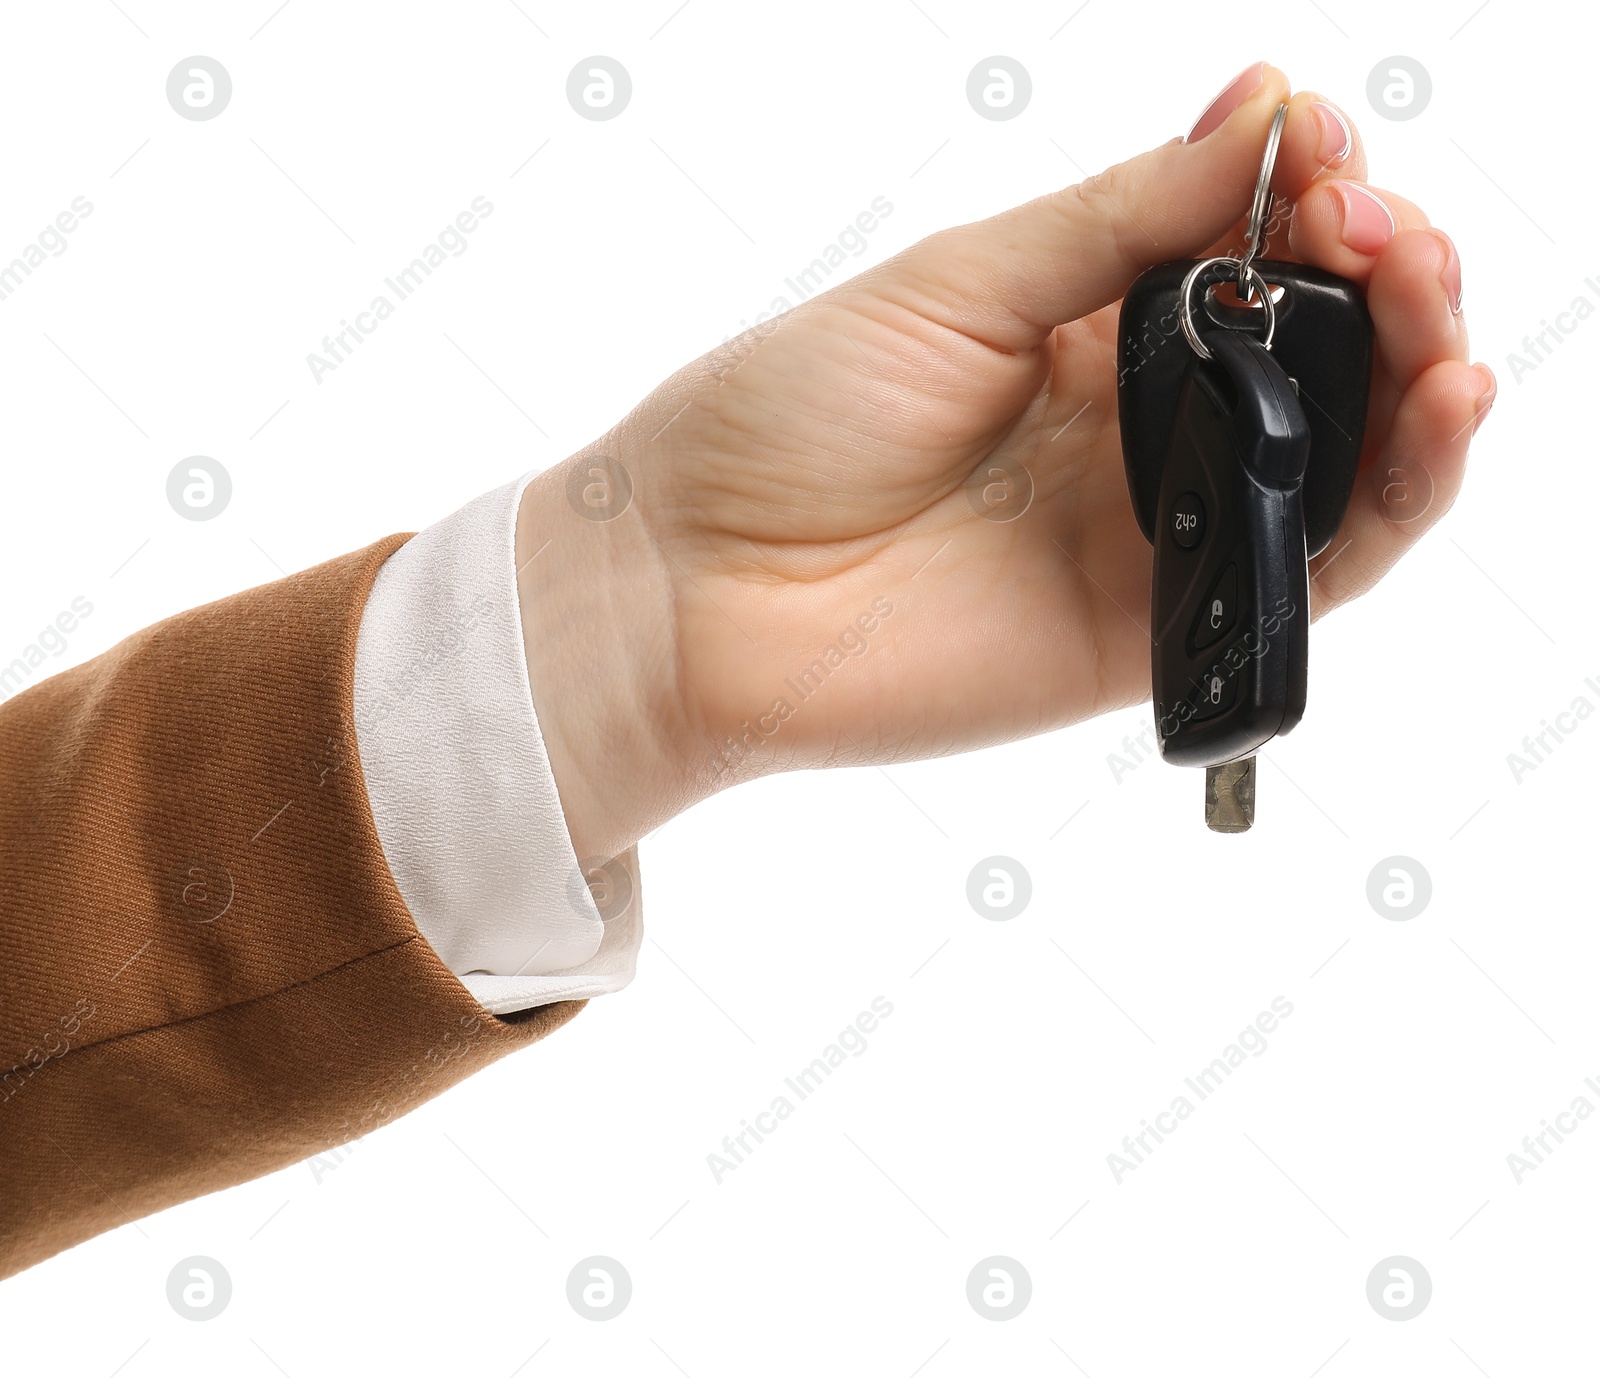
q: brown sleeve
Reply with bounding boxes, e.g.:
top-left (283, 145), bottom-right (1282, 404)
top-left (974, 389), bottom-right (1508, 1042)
top-left (0, 535), bottom-right (584, 1280)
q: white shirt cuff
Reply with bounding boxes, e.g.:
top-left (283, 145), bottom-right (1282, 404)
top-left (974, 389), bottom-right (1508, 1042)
top-left (351, 473), bottom-right (641, 1016)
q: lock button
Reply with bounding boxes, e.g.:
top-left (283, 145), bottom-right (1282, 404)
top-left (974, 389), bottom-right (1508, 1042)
top-left (1191, 563), bottom-right (1237, 650)
top-left (1189, 664), bottom-right (1239, 721)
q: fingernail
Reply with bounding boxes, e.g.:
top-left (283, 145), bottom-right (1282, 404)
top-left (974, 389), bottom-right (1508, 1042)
top-left (1185, 62), bottom-right (1267, 143)
top-left (1311, 101), bottom-right (1352, 167)
top-left (1429, 228), bottom-right (1463, 314)
top-left (1333, 182), bottom-right (1395, 254)
top-left (1472, 365), bottom-right (1496, 434)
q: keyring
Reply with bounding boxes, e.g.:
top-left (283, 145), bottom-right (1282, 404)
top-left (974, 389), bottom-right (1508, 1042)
top-left (1179, 256), bottom-right (1277, 360)
top-left (1237, 102), bottom-right (1289, 297)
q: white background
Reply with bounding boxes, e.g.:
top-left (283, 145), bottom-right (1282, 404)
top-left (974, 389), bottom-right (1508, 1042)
top-left (1, 2), bottom-right (1593, 1374)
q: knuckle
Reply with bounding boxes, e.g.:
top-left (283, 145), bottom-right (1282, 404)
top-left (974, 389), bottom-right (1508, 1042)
top-left (1063, 172), bottom-right (1148, 272)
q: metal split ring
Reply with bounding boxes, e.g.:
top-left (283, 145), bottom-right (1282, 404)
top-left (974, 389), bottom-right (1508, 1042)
top-left (1179, 256), bottom-right (1277, 361)
top-left (1237, 102), bottom-right (1289, 296)
top-left (1178, 103), bottom-right (1289, 362)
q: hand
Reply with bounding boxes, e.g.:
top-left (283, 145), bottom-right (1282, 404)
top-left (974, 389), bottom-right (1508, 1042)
top-left (516, 63), bottom-right (1493, 862)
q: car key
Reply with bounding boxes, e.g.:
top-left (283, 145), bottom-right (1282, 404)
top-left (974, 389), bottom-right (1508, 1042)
top-left (1114, 104), bottom-right (1374, 831)
top-left (1149, 326), bottom-right (1309, 808)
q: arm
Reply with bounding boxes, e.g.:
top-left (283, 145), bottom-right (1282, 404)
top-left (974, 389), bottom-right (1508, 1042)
top-left (0, 536), bottom-right (579, 1280)
top-left (0, 65), bottom-right (1487, 1280)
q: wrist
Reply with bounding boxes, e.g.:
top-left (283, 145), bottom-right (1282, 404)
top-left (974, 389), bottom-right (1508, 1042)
top-left (513, 446), bottom-right (696, 863)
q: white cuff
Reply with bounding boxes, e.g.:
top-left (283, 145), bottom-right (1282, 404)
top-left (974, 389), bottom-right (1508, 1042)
top-left (351, 473), bottom-right (641, 1016)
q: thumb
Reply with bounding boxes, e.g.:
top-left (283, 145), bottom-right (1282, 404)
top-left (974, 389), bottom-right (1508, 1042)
top-left (864, 63), bottom-right (1292, 353)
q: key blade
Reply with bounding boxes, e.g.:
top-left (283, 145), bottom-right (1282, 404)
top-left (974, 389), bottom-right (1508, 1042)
top-left (1205, 757), bottom-right (1256, 833)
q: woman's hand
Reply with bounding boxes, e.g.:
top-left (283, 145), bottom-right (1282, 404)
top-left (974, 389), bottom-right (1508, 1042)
top-left (516, 63), bottom-right (1493, 862)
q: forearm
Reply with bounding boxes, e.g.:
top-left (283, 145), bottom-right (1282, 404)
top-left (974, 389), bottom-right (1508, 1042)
top-left (0, 538), bottom-right (584, 1280)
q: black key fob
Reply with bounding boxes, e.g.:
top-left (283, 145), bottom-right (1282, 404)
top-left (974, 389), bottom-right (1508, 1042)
top-left (1151, 329), bottom-right (1310, 768)
top-left (1112, 105), bottom-right (1377, 829)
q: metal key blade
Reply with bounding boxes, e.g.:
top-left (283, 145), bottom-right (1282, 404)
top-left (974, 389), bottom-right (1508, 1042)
top-left (1205, 757), bottom-right (1256, 833)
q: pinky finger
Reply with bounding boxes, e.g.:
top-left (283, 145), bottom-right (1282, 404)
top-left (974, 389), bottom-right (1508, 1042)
top-left (1309, 359), bottom-right (1495, 616)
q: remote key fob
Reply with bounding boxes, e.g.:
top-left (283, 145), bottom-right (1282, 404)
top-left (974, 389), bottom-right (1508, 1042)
top-left (1114, 105), bottom-right (1374, 831)
top-left (1151, 328), bottom-right (1310, 771)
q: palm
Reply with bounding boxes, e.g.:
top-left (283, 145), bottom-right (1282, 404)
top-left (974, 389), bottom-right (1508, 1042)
top-left (631, 293), bottom-right (1164, 777)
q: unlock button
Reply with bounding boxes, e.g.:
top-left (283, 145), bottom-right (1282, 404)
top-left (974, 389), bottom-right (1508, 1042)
top-left (1191, 564), bottom-right (1237, 651)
